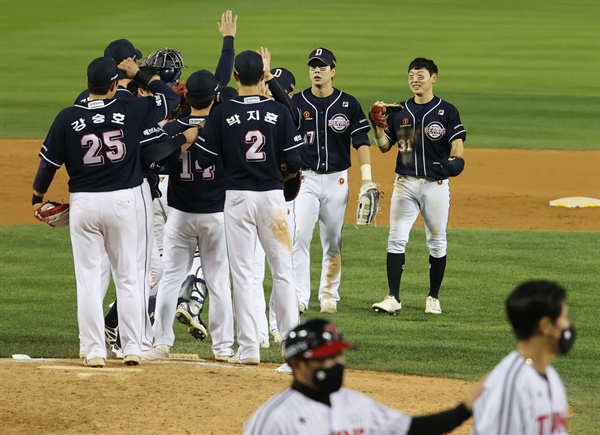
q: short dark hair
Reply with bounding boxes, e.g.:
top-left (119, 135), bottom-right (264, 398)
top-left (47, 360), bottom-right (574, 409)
top-left (506, 280), bottom-right (566, 340)
top-left (408, 57), bottom-right (438, 75)
top-left (127, 66), bottom-right (155, 96)
top-left (88, 81), bottom-right (115, 96)
top-left (187, 95), bottom-right (214, 110)
top-left (235, 72), bottom-right (262, 87)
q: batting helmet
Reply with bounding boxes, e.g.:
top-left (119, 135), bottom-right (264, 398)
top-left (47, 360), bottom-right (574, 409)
top-left (140, 48), bottom-right (186, 86)
top-left (282, 319), bottom-right (352, 362)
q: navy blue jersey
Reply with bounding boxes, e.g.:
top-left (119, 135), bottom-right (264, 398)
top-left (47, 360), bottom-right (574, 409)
top-left (40, 82), bottom-right (178, 192)
top-left (385, 96), bottom-right (466, 179)
top-left (195, 95), bottom-right (304, 191)
top-left (292, 89), bottom-right (370, 172)
top-left (75, 85), bottom-right (133, 105)
top-left (162, 116), bottom-right (225, 213)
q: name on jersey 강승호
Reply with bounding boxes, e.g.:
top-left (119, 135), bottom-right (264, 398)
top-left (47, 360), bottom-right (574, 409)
top-left (226, 110), bottom-right (279, 126)
top-left (71, 113), bottom-right (126, 131)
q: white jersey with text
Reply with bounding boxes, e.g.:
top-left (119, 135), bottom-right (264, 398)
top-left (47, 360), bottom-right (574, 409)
top-left (244, 387), bottom-right (412, 435)
top-left (472, 351), bottom-right (568, 435)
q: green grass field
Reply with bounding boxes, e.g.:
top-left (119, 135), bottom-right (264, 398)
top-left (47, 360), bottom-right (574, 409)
top-left (1, 0), bottom-right (599, 433)
top-left (1, 0), bottom-right (599, 148)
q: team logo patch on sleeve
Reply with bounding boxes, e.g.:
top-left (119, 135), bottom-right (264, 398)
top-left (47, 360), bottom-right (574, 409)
top-left (424, 121), bottom-right (446, 140)
top-left (328, 114), bottom-right (350, 132)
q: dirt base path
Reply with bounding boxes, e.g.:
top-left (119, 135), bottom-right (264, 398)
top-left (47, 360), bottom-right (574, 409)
top-left (1, 139), bottom-right (598, 434)
top-left (3, 139), bottom-right (599, 230)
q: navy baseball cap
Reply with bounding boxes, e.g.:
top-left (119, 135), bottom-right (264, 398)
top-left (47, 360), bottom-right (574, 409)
top-left (104, 39), bottom-right (143, 63)
top-left (234, 50), bottom-right (264, 82)
top-left (87, 56), bottom-right (125, 87)
top-left (186, 70), bottom-right (219, 101)
top-left (270, 67), bottom-right (296, 93)
top-left (307, 48), bottom-right (336, 67)
top-left (216, 86), bottom-right (239, 103)
top-left (283, 319), bottom-right (353, 362)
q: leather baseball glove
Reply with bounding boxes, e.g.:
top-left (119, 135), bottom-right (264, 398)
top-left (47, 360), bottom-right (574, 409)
top-left (437, 156), bottom-right (465, 178)
top-left (169, 80), bottom-right (189, 119)
top-left (368, 101), bottom-right (403, 131)
top-left (283, 168), bottom-right (302, 202)
top-left (356, 182), bottom-right (382, 226)
top-left (34, 201), bottom-right (70, 228)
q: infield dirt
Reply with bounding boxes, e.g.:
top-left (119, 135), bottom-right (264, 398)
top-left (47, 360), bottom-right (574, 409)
top-left (1, 140), bottom-right (598, 433)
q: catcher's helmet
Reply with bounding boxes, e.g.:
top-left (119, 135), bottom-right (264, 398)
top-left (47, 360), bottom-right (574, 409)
top-left (141, 48), bottom-right (186, 86)
top-left (282, 319), bottom-right (352, 362)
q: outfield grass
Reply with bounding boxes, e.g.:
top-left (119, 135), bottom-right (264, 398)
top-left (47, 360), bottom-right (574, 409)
top-left (1, 0), bottom-right (599, 148)
top-left (1, 225), bottom-right (599, 430)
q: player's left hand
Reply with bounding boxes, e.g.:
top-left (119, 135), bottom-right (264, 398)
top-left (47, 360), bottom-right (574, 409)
top-left (218, 10), bottom-right (237, 37)
top-left (356, 182), bottom-right (382, 226)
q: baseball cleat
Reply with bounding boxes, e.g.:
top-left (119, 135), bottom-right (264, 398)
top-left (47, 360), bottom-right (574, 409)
top-left (227, 354), bottom-right (260, 365)
top-left (124, 354), bottom-right (141, 366)
top-left (176, 303), bottom-right (208, 340)
top-left (372, 295), bottom-right (402, 315)
top-left (425, 296), bottom-right (442, 314)
top-left (275, 363), bottom-right (293, 374)
top-left (107, 344), bottom-right (124, 360)
top-left (84, 357), bottom-right (105, 368)
top-left (298, 301), bottom-right (307, 314)
top-left (105, 324), bottom-right (119, 348)
top-left (271, 330), bottom-right (283, 344)
top-left (142, 344), bottom-right (170, 361)
top-left (320, 297), bottom-right (337, 314)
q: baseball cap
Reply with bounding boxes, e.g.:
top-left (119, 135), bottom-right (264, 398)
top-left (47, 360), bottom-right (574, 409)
top-left (283, 319), bottom-right (353, 362)
top-left (216, 86), bottom-right (239, 104)
top-left (307, 48), bottom-right (336, 67)
top-left (87, 56), bottom-right (125, 87)
top-left (185, 70), bottom-right (219, 101)
top-left (270, 67), bottom-right (296, 93)
top-left (234, 50), bottom-right (264, 82)
top-left (104, 39), bottom-right (143, 63)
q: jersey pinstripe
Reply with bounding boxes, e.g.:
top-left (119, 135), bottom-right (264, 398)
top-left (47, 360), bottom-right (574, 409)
top-left (244, 387), bottom-right (412, 435)
top-left (472, 351), bottom-right (568, 435)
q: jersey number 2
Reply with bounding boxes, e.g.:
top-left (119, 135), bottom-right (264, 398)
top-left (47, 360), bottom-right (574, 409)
top-left (81, 130), bottom-right (125, 166)
top-left (245, 130), bottom-right (266, 161)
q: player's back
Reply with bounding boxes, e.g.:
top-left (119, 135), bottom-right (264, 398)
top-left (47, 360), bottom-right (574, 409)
top-left (163, 115), bottom-right (225, 213)
top-left (472, 351), bottom-right (568, 435)
top-left (43, 96), bottom-right (168, 193)
top-left (199, 95), bottom-right (302, 192)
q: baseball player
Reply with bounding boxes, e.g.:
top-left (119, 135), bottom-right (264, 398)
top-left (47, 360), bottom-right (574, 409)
top-left (146, 70), bottom-right (235, 361)
top-left (371, 57), bottom-right (466, 316)
top-left (472, 280), bottom-right (573, 434)
top-left (244, 318), bottom-right (483, 434)
top-left (32, 56), bottom-right (180, 367)
top-left (195, 50), bottom-right (304, 364)
top-left (292, 47), bottom-right (373, 314)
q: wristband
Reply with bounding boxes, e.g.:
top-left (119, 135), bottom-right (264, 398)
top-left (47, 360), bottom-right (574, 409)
top-left (360, 164), bottom-right (372, 181)
top-left (32, 193), bottom-right (44, 206)
top-left (134, 69), bottom-right (153, 87)
top-left (375, 136), bottom-right (388, 147)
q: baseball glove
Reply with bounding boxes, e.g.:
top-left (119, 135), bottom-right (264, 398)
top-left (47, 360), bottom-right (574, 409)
top-left (34, 201), bottom-right (70, 228)
top-left (437, 156), bottom-right (465, 178)
top-left (283, 168), bottom-right (302, 202)
top-left (169, 80), bottom-right (189, 119)
top-left (368, 102), bottom-right (404, 131)
top-left (356, 182), bottom-right (382, 226)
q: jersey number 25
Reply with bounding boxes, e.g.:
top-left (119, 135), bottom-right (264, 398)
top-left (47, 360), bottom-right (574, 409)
top-left (81, 130), bottom-right (125, 166)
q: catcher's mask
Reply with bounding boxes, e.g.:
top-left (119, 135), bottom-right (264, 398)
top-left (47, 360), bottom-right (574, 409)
top-left (283, 319), bottom-right (353, 362)
top-left (141, 48), bottom-right (186, 86)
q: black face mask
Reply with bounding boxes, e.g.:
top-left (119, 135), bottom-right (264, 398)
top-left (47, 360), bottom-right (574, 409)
top-left (312, 363), bottom-right (344, 394)
top-left (559, 325), bottom-right (576, 355)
